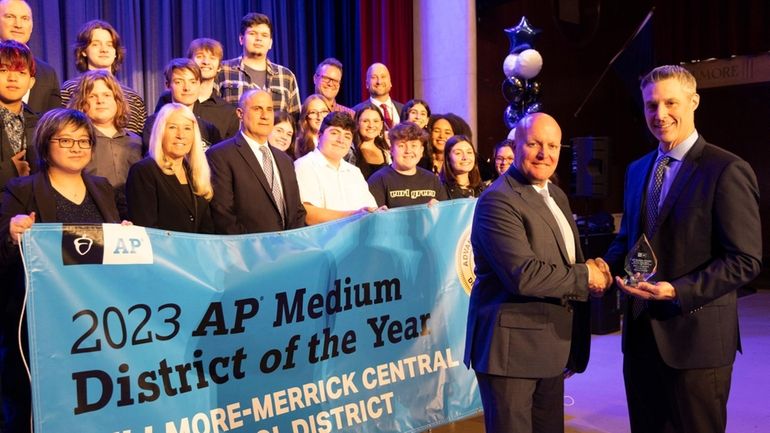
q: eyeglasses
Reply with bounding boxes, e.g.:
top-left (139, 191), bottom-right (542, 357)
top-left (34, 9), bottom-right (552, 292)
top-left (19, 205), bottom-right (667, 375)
top-left (495, 156), bottom-right (514, 164)
top-left (51, 138), bottom-right (92, 149)
top-left (317, 75), bottom-right (340, 86)
top-left (306, 110), bottom-right (330, 119)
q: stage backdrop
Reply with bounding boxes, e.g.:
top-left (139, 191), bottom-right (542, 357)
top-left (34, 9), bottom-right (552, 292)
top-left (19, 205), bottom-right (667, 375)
top-left (22, 200), bottom-right (481, 433)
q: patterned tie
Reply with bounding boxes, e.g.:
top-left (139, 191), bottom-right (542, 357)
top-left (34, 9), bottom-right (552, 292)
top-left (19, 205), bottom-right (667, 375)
top-left (259, 146), bottom-right (286, 226)
top-left (632, 154), bottom-right (671, 318)
top-left (380, 103), bottom-right (393, 129)
top-left (644, 155), bottom-right (671, 238)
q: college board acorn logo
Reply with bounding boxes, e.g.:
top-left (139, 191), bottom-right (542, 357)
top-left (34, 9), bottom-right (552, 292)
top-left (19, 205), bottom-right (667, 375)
top-left (62, 225), bottom-right (105, 265)
top-left (74, 233), bottom-right (93, 256)
top-left (454, 226), bottom-right (475, 295)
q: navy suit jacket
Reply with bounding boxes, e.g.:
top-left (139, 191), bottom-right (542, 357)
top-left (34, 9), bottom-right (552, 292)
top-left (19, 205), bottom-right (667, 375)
top-left (206, 133), bottom-right (306, 234)
top-left (604, 136), bottom-right (762, 369)
top-left (28, 58), bottom-right (61, 115)
top-left (464, 168), bottom-right (591, 379)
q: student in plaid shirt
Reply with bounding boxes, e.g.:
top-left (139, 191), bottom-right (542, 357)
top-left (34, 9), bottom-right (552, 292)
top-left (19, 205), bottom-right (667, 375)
top-left (217, 13), bottom-right (300, 119)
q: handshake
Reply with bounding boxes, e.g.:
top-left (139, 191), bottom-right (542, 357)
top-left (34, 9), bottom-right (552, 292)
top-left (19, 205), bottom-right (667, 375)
top-left (586, 257), bottom-right (612, 297)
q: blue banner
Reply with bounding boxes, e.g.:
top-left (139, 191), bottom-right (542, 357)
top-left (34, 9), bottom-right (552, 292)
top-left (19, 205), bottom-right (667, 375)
top-left (22, 200), bottom-right (482, 433)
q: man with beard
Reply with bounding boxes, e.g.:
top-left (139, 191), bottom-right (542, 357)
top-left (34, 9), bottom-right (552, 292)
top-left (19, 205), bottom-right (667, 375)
top-left (217, 13), bottom-right (300, 118)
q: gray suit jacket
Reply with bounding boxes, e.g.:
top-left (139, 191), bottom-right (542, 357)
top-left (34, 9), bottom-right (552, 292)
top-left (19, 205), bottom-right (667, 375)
top-left (464, 168), bottom-right (591, 378)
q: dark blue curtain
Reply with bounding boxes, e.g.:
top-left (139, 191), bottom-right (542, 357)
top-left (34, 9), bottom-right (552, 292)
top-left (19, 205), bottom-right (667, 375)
top-left (27, 0), bottom-right (364, 112)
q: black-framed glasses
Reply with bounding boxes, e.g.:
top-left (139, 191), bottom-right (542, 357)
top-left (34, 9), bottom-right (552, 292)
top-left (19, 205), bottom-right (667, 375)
top-left (306, 110), bottom-right (330, 119)
top-left (51, 138), bottom-right (92, 149)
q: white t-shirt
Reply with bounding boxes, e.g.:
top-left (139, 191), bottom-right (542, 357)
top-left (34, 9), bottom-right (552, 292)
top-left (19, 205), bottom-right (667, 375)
top-left (294, 149), bottom-right (377, 211)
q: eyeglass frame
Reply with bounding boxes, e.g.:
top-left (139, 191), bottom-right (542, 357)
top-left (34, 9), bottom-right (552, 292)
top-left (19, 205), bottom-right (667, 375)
top-left (51, 138), bottom-right (93, 149)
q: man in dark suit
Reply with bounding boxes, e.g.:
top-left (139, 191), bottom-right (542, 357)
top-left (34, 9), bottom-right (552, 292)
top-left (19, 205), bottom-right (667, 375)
top-left (604, 65), bottom-right (762, 433)
top-left (206, 89), bottom-right (305, 234)
top-left (0, 0), bottom-right (61, 114)
top-left (465, 113), bottom-right (611, 433)
top-left (352, 63), bottom-right (403, 129)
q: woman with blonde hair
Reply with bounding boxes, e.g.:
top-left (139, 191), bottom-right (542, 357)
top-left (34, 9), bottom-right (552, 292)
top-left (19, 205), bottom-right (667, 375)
top-left (126, 103), bottom-right (213, 233)
top-left (68, 69), bottom-right (141, 218)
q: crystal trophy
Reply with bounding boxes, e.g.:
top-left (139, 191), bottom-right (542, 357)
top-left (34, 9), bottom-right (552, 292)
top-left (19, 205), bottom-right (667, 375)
top-left (624, 234), bottom-right (657, 286)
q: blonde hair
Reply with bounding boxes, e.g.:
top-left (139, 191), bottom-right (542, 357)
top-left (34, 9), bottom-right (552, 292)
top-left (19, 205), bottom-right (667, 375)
top-left (149, 103), bottom-right (213, 200)
top-left (640, 65), bottom-right (697, 94)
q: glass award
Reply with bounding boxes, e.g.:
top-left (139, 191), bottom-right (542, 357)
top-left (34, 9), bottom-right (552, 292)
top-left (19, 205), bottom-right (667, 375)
top-left (624, 234), bottom-right (657, 286)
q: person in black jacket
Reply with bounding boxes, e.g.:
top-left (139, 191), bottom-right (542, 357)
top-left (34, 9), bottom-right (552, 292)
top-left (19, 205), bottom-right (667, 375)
top-left (127, 103), bottom-right (213, 233)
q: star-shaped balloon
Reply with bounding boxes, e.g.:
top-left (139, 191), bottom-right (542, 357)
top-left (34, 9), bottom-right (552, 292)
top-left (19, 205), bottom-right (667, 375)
top-left (505, 16), bottom-right (540, 54)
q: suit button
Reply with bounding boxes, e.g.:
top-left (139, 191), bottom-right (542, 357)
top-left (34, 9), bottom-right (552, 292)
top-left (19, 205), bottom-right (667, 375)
top-left (189, 215), bottom-right (194, 222)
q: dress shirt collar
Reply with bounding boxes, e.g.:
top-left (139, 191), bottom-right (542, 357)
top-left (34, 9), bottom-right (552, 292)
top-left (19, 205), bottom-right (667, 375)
top-left (658, 129), bottom-right (698, 162)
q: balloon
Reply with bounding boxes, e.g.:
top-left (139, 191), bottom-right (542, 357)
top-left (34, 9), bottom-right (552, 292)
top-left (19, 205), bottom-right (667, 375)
top-left (507, 128), bottom-right (517, 140)
top-left (524, 102), bottom-right (542, 115)
top-left (526, 80), bottom-right (540, 96)
top-left (502, 77), bottom-right (524, 103)
top-left (503, 53), bottom-right (518, 78)
top-left (504, 17), bottom-right (540, 54)
top-left (504, 105), bottom-right (522, 129)
top-left (513, 49), bottom-right (543, 79)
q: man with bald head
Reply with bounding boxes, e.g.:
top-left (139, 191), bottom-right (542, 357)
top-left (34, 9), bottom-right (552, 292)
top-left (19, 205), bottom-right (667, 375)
top-left (206, 89), bottom-right (306, 233)
top-left (464, 113), bottom-right (611, 433)
top-left (352, 62), bottom-right (402, 129)
top-left (0, 0), bottom-right (60, 114)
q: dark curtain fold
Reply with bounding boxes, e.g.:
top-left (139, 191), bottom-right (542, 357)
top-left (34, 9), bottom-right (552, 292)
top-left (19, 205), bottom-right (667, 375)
top-left (652, 0), bottom-right (770, 64)
top-left (358, 0), bottom-right (414, 104)
top-left (25, 0), bottom-right (401, 113)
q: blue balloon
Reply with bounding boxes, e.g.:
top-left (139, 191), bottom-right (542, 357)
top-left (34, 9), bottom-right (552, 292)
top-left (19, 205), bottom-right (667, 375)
top-left (504, 105), bottom-right (522, 129)
top-left (502, 77), bottom-right (525, 103)
top-left (524, 102), bottom-right (542, 115)
top-left (504, 17), bottom-right (541, 54)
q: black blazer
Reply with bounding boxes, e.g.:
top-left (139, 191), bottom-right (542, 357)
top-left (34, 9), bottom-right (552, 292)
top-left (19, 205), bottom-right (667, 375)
top-left (0, 105), bottom-right (39, 190)
top-left (0, 172), bottom-right (119, 265)
top-left (604, 136), bottom-right (762, 369)
top-left (27, 58), bottom-right (62, 115)
top-left (206, 133), bottom-right (306, 234)
top-left (464, 169), bottom-right (591, 378)
top-left (126, 157), bottom-right (213, 234)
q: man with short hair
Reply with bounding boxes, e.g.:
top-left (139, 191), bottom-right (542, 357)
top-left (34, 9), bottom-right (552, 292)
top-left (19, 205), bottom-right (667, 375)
top-left (605, 65), bottom-right (762, 433)
top-left (207, 89), bottom-right (306, 234)
top-left (294, 112), bottom-right (380, 225)
top-left (367, 121), bottom-right (446, 208)
top-left (465, 112), bottom-right (610, 433)
top-left (313, 57), bottom-right (353, 117)
top-left (0, 0), bottom-right (60, 114)
top-left (352, 63), bottom-right (402, 129)
top-left (0, 40), bottom-right (37, 190)
top-left (143, 58), bottom-right (220, 153)
top-left (154, 38), bottom-right (239, 140)
top-left (217, 13), bottom-right (300, 117)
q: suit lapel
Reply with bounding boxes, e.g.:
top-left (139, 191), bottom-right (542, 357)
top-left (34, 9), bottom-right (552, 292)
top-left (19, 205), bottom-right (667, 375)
top-left (235, 135), bottom-right (283, 216)
top-left (551, 187), bottom-right (584, 263)
top-left (156, 163), bottom-right (196, 217)
top-left (627, 152), bottom-right (656, 244)
top-left (507, 172), bottom-right (572, 264)
top-left (653, 138), bottom-right (704, 238)
top-left (235, 135), bottom-right (275, 203)
top-left (32, 173), bottom-right (57, 221)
